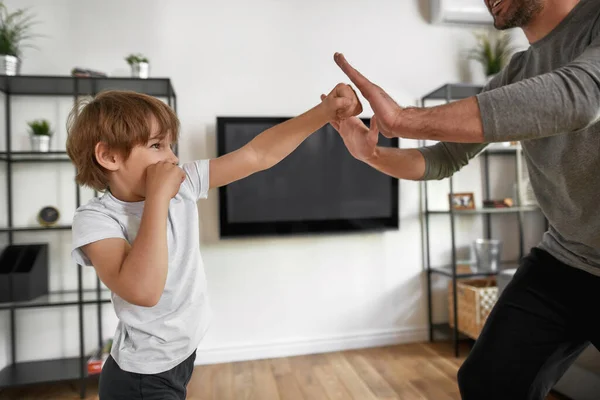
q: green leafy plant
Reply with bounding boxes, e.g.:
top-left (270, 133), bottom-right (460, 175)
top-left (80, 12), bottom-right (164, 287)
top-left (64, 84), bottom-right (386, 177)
top-left (468, 30), bottom-right (514, 77)
top-left (125, 53), bottom-right (149, 65)
top-left (27, 119), bottom-right (52, 136)
top-left (0, 1), bottom-right (39, 58)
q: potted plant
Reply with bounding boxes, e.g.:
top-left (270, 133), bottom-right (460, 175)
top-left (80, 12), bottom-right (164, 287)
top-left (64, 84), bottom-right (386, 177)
top-left (0, 2), bottom-right (39, 76)
top-left (125, 53), bottom-right (149, 79)
top-left (27, 119), bottom-right (52, 152)
top-left (467, 30), bottom-right (514, 82)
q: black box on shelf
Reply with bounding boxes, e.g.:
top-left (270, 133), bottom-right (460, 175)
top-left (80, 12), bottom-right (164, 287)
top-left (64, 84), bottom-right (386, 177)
top-left (0, 246), bottom-right (17, 302)
top-left (0, 244), bottom-right (49, 303)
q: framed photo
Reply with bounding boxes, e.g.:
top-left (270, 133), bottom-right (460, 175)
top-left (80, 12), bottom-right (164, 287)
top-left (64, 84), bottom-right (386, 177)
top-left (449, 192), bottom-right (475, 210)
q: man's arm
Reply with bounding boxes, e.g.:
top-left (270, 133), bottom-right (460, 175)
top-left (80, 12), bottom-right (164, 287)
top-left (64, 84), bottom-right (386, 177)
top-left (364, 142), bottom-right (485, 181)
top-left (209, 83), bottom-right (362, 189)
top-left (334, 36), bottom-right (600, 142)
top-left (363, 146), bottom-right (426, 181)
top-left (332, 116), bottom-right (485, 180)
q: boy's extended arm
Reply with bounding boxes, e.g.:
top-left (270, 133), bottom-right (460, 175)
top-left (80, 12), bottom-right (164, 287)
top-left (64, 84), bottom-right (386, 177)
top-left (209, 84), bottom-right (361, 189)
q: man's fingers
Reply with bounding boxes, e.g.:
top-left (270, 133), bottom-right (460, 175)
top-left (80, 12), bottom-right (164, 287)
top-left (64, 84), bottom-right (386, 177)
top-left (369, 115), bottom-right (379, 140)
top-left (370, 115), bottom-right (378, 132)
top-left (334, 52), bottom-right (374, 99)
top-left (331, 120), bottom-right (341, 131)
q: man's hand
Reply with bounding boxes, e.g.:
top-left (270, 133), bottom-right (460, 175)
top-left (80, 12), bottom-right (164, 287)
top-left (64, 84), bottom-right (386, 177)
top-left (321, 82), bottom-right (363, 122)
top-left (325, 113), bottom-right (380, 162)
top-left (333, 52), bottom-right (403, 138)
top-left (146, 161), bottom-right (185, 200)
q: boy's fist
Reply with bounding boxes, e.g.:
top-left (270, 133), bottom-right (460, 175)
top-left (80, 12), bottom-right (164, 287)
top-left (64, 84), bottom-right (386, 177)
top-left (146, 161), bottom-right (185, 200)
top-left (321, 83), bottom-right (363, 121)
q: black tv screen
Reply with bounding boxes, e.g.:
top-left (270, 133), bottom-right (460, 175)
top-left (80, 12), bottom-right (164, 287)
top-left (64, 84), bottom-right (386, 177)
top-left (216, 116), bottom-right (399, 237)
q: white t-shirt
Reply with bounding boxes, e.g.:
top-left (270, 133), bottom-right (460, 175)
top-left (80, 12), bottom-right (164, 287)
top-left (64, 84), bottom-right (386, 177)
top-left (71, 160), bottom-right (211, 374)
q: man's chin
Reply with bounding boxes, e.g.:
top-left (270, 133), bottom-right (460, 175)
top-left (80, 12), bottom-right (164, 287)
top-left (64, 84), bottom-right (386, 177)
top-left (493, 17), bottom-right (511, 30)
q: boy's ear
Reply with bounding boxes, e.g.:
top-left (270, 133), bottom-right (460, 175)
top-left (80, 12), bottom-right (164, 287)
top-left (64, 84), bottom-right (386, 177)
top-left (94, 142), bottom-right (120, 171)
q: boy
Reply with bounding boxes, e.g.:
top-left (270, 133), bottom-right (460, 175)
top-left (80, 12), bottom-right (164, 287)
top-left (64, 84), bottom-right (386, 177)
top-left (66, 84), bottom-right (361, 399)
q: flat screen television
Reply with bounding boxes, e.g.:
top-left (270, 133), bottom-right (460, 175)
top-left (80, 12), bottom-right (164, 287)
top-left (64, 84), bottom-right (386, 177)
top-left (216, 116), bottom-right (399, 238)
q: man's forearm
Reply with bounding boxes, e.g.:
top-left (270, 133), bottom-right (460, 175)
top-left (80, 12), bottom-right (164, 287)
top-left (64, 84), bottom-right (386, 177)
top-left (395, 97), bottom-right (485, 143)
top-left (249, 103), bottom-right (328, 170)
top-left (120, 196), bottom-right (169, 306)
top-left (364, 146), bottom-right (426, 181)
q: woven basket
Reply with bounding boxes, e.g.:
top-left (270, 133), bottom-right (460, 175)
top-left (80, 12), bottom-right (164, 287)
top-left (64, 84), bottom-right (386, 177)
top-left (448, 278), bottom-right (498, 340)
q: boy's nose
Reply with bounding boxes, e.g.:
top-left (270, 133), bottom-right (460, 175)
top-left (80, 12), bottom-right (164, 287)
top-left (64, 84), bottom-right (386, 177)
top-left (168, 148), bottom-right (179, 165)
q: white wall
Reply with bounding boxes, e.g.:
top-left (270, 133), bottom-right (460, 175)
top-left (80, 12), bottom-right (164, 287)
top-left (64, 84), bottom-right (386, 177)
top-left (0, 0), bottom-right (538, 368)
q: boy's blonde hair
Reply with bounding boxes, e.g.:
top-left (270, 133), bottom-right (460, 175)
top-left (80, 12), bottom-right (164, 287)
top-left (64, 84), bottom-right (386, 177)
top-left (66, 90), bottom-right (179, 192)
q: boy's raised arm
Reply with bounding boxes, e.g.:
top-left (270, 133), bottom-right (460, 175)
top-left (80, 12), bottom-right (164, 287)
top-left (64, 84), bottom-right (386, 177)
top-left (209, 83), bottom-right (362, 189)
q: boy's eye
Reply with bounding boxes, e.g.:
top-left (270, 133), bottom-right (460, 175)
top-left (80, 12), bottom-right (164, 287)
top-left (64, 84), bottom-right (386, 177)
top-left (151, 143), bottom-right (160, 149)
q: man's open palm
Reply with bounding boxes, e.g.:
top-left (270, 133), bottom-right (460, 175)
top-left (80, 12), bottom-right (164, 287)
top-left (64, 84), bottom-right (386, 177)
top-left (328, 113), bottom-right (380, 162)
top-left (334, 53), bottom-right (402, 138)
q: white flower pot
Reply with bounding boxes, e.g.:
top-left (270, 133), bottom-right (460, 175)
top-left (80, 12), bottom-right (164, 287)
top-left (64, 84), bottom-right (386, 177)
top-left (131, 62), bottom-right (149, 79)
top-left (30, 135), bottom-right (50, 152)
top-left (0, 55), bottom-right (20, 76)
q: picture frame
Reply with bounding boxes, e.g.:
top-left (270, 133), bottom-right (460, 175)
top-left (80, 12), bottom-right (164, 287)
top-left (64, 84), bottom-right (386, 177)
top-left (449, 192), bottom-right (475, 210)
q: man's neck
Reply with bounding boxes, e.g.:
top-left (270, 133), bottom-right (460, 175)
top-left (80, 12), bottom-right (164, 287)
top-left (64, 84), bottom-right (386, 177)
top-left (523, 0), bottom-right (580, 43)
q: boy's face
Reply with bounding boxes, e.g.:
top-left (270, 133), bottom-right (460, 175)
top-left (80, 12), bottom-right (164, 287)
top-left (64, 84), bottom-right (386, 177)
top-left (112, 118), bottom-right (179, 201)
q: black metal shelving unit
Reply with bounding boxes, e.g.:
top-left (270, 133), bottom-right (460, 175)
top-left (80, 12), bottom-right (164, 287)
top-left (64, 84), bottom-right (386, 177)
top-left (420, 83), bottom-right (545, 357)
top-left (0, 75), bottom-right (176, 398)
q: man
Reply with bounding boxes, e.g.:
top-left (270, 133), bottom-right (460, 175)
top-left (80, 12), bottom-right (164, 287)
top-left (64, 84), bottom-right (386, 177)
top-left (326, 0), bottom-right (600, 398)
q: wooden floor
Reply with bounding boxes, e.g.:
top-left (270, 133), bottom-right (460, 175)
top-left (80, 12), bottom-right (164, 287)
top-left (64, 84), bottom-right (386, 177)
top-left (0, 342), bottom-right (568, 400)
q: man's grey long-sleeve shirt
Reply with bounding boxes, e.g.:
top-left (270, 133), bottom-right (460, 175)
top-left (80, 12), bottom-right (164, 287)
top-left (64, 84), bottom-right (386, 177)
top-left (419, 0), bottom-right (600, 276)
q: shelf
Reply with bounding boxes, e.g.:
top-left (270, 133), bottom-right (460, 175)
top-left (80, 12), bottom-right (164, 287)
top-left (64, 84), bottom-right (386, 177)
top-left (0, 225), bottom-right (72, 233)
top-left (427, 205), bottom-right (539, 215)
top-left (0, 151), bottom-right (72, 163)
top-left (430, 262), bottom-right (519, 278)
top-left (0, 75), bottom-right (176, 97)
top-left (0, 357), bottom-right (91, 388)
top-left (0, 289), bottom-right (111, 310)
top-left (421, 83), bottom-right (484, 101)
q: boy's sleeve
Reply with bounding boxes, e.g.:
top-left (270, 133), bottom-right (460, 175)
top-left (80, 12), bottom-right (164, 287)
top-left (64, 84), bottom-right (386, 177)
top-left (181, 160), bottom-right (210, 201)
top-left (71, 209), bottom-right (127, 267)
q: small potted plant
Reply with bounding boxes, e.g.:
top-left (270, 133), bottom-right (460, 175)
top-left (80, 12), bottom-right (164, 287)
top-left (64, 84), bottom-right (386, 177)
top-left (0, 2), bottom-right (40, 75)
top-left (125, 53), bottom-right (149, 79)
top-left (27, 119), bottom-right (52, 152)
top-left (467, 30), bottom-right (514, 82)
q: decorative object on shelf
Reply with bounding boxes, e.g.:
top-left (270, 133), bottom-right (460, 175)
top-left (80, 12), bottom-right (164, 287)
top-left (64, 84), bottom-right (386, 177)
top-left (0, 1), bottom-right (41, 76)
top-left (467, 29), bottom-right (514, 83)
top-left (125, 53), bottom-right (149, 79)
top-left (473, 238), bottom-right (502, 272)
top-left (37, 206), bottom-right (60, 227)
top-left (449, 192), bottom-right (475, 210)
top-left (71, 67), bottom-right (107, 77)
top-left (449, 277), bottom-right (498, 340)
top-left (483, 198), bottom-right (513, 208)
top-left (87, 338), bottom-right (112, 375)
top-left (27, 119), bottom-right (53, 152)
